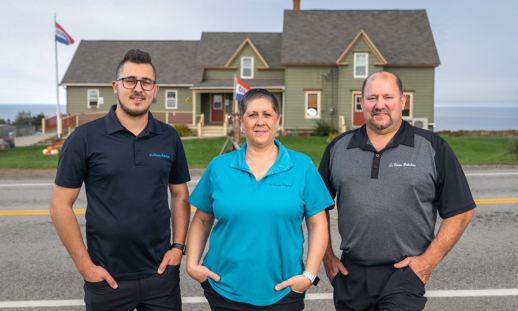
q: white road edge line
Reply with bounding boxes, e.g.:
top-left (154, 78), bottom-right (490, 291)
top-left (1, 289), bottom-right (517, 307)
top-left (0, 180), bottom-right (200, 187)
top-left (465, 172), bottom-right (518, 176)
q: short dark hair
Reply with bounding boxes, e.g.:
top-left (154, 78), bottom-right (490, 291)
top-left (116, 49), bottom-right (156, 80)
top-left (361, 71), bottom-right (403, 97)
top-left (239, 88), bottom-right (280, 119)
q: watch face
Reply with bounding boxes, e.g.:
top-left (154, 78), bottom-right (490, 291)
top-left (313, 276), bottom-right (320, 286)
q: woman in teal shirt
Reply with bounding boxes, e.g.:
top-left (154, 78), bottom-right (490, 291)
top-left (187, 89), bottom-right (333, 310)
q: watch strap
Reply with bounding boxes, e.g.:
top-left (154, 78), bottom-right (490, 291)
top-left (302, 271), bottom-right (320, 286)
top-left (171, 243), bottom-right (186, 255)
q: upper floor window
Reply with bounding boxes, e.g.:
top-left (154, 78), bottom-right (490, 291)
top-left (241, 57), bottom-right (254, 79)
top-left (165, 90), bottom-right (177, 109)
top-left (88, 90), bottom-right (99, 108)
top-left (354, 53), bottom-right (368, 78)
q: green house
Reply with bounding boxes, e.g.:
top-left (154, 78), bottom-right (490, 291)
top-left (61, 9), bottom-right (440, 136)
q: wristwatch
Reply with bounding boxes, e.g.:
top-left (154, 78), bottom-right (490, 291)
top-left (302, 271), bottom-right (320, 286)
top-left (171, 243), bottom-right (187, 255)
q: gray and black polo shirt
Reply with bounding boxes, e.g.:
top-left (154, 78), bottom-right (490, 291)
top-left (318, 121), bottom-right (475, 266)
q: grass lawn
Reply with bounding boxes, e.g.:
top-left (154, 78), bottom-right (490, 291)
top-left (441, 136), bottom-right (518, 165)
top-left (0, 145), bottom-right (59, 168)
top-left (1, 135), bottom-right (517, 169)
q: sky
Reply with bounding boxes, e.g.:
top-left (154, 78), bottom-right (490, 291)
top-left (1, 0), bottom-right (517, 108)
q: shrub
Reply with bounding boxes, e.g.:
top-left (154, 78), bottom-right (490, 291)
top-left (507, 137), bottom-right (518, 154)
top-left (173, 124), bottom-right (193, 137)
top-left (313, 120), bottom-right (335, 136)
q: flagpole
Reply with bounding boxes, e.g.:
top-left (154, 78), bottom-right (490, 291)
top-left (54, 13), bottom-right (62, 139)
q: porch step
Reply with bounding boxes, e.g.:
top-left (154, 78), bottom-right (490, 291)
top-left (200, 125), bottom-right (226, 137)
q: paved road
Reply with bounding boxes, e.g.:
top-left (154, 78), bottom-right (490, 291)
top-left (0, 168), bottom-right (517, 310)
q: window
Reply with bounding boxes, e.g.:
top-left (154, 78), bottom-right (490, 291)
top-left (88, 90), bottom-right (99, 108)
top-left (241, 57), bottom-right (254, 79)
top-left (354, 94), bottom-right (362, 112)
top-left (403, 92), bottom-right (413, 119)
top-left (354, 53), bottom-right (368, 78)
top-left (305, 91), bottom-right (321, 119)
top-left (165, 90), bottom-right (177, 109)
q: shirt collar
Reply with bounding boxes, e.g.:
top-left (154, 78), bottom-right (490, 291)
top-left (347, 120), bottom-right (414, 150)
top-left (229, 139), bottom-right (293, 175)
top-left (104, 104), bottom-right (162, 135)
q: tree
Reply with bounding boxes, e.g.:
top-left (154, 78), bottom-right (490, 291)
top-left (0, 119), bottom-right (6, 124)
top-left (13, 111), bottom-right (46, 127)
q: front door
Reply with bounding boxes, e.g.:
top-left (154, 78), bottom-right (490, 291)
top-left (211, 94), bottom-right (224, 123)
top-left (352, 93), bottom-right (365, 127)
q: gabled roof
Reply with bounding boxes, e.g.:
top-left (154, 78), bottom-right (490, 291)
top-left (61, 40), bottom-right (203, 85)
top-left (281, 10), bottom-right (440, 66)
top-left (194, 32), bottom-right (283, 68)
top-left (336, 30), bottom-right (387, 65)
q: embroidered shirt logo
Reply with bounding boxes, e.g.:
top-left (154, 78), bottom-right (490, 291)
top-left (388, 162), bottom-right (416, 168)
top-left (149, 153), bottom-right (170, 159)
top-left (269, 183), bottom-right (293, 187)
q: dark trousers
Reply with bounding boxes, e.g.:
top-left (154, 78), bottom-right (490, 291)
top-left (84, 265), bottom-right (182, 311)
top-left (332, 253), bottom-right (427, 311)
top-left (201, 280), bottom-right (305, 311)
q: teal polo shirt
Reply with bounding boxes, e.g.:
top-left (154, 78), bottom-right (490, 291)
top-left (189, 140), bottom-right (334, 306)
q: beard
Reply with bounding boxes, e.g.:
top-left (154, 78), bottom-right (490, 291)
top-left (117, 93), bottom-right (150, 118)
top-left (369, 109), bottom-right (393, 130)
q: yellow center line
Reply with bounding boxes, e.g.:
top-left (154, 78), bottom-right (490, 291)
top-left (1, 200), bottom-right (516, 216)
top-left (474, 198), bottom-right (518, 204)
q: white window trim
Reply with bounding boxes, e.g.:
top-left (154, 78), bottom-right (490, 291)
top-left (402, 92), bottom-right (414, 120)
top-left (354, 53), bottom-right (368, 78)
top-left (304, 91), bottom-right (321, 119)
top-left (353, 93), bottom-right (362, 112)
top-left (87, 89), bottom-right (99, 108)
top-left (165, 90), bottom-right (178, 109)
top-left (241, 57), bottom-right (254, 79)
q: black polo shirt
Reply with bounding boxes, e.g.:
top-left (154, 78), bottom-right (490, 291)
top-left (55, 105), bottom-right (190, 280)
top-left (319, 121), bottom-right (475, 266)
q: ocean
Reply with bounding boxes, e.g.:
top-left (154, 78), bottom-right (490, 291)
top-left (0, 104), bottom-right (67, 122)
top-left (0, 103), bottom-right (516, 131)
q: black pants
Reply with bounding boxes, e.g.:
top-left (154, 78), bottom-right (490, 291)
top-left (201, 280), bottom-right (305, 311)
top-left (332, 253), bottom-right (427, 311)
top-left (84, 265), bottom-right (182, 311)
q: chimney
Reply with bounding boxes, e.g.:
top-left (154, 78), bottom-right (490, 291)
top-left (293, 0), bottom-right (300, 10)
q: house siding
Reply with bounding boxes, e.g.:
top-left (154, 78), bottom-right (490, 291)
top-left (284, 67), bottom-right (337, 131)
top-left (66, 86), bottom-right (116, 115)
top-left (384, 67), bottom-right (435, 124)
top-left (66, 86), bottom-right (194, 116)
top-left (337, 37), bottom-right (382, 129)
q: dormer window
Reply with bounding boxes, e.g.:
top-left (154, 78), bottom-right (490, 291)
top-left (354, 53), bottom-right (368, 78)
top-left (241, 57), bottom-right (254, 79)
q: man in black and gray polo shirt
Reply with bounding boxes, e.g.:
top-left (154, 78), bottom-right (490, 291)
top-left (319, 71), bottom-right (475, 311)
top-left (50, 49), bottom-right (191, 311)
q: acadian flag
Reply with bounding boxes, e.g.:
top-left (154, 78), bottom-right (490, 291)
top-left (235, 77), bottom-right (251, 101)
top-left (55, 22), bottom-right (75, 45)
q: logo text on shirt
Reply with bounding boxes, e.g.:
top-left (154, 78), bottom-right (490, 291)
top-left (388, 162), bottom-right (416, 168)
top-left (269, 183), bottom-right (293, 187)
top-left (149, 153), bottom-right (170, 159)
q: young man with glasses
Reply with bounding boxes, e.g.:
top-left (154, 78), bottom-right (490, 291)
top-left (50, 49), bottom-right (191, 311)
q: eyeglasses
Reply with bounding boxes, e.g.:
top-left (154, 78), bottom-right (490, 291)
top-left (116, 77), bottom-right (156, 91)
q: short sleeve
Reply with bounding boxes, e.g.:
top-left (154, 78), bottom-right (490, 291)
top-left (169, 134), bottom-right (191, 184)
top-left (188, 162), bottom-right (214, 215)
top-left (55, 131), bottom-right (87, 189)
top-left (318, 147), bottom-right (337, 210)
top-left (435, 140), bottom-right (476, 218)
top-left (304, 159), bottom-right (335, 217)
